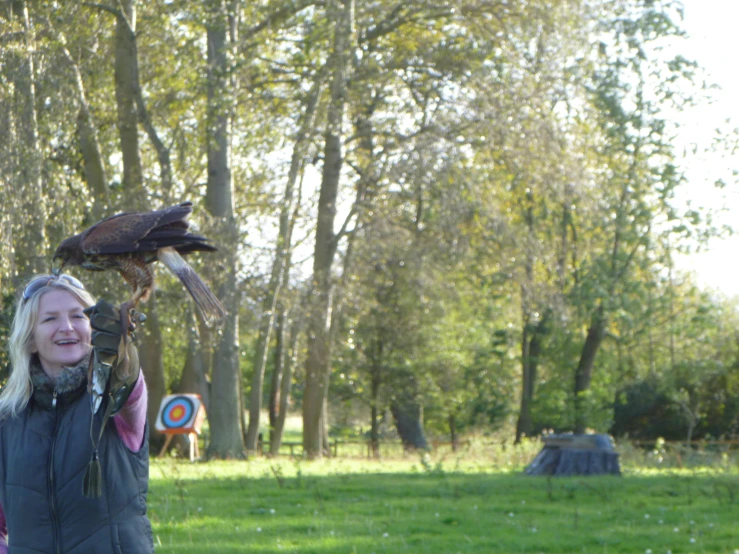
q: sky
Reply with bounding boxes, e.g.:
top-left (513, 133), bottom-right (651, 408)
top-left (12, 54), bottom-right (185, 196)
top-left (670, 0), bottom-right (739, 297)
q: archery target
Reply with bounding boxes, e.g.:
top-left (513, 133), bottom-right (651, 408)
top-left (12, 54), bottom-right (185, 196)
top-left (155, 394), bottom-right (205, 434)
top-left (163, 397), bottom-right (194, 427)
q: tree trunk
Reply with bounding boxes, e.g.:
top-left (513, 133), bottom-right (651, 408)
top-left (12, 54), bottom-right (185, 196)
top-left (516, 311), bottom-right (533, 444)
top-left (268, 308), bottom-right (286, 433)
top-left (369, 355), bottom-right (381, 459)
top-left (449, 413), bottom-right (458, 452)
top-left (516, 312), bottom-right (548, 443)
top-left (76, 106), bottom-right (109, 220)
top-left (515, 186), bottom-right (538, 444)
top-left (245, 302), bottom-right (274, 454)
top-left (240, 360), bottom-right (250, 451)
top-left (110, 0), bottom-right (168, 451)
top-left (204, 0), bottom-right (234, 218)
top-left (391, 401), bottom-right (428, 451)
top-left (114, 0), bottom-right (144, 208)
top-left (204, 0), bottom-right (244, 458)
top-left (268, 309), bottom-right (286, 452)
top-left (269, 212), bottom-right (299, 450)
top-left (573, 306), bottom-right (606, 433)
top-left (557, 185), bottom-right (573, 288)
top-left (302, 0), bottom-right (353, 459)
top-left (686, 416), bottom-right (695, 447)
top-left (206, 267), bottom-right (244, 458)
top-left (681, 390), bottom-right (699, 447)
top-left (14, 1), bottom-right (46, 275)
top-left (270, 315), bottom-right (299, 456)
top-left (102, 0), bottom-right (173, 197)
top-left (321, 385), bottom-right (331, 456)
top-left (56, 39), bottom-right (109, 220)
top-left (139, 296), bottom-right (166, 448)
top-left (176, 310), bottom-right (210, 412)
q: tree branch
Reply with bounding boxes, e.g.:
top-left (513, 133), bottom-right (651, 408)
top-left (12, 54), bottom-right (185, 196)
top-left (242, 0), bottom-right (318, 42)
top-left (81, 2), bottom-right (123, 20)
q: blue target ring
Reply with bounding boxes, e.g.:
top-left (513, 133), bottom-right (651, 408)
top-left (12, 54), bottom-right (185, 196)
top-left (161, 396), bottom-right (195, 429)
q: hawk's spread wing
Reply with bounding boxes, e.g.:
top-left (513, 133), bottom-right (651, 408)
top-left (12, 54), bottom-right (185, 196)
top-left (79, 203), bottom-right (205, 255)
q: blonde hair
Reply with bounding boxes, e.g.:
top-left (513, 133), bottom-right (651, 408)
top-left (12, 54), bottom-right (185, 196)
top-left (0, 275), bottom-right (95, 419)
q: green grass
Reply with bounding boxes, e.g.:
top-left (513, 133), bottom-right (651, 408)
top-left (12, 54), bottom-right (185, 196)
top-left (148, 449), bottom-right (739, 554)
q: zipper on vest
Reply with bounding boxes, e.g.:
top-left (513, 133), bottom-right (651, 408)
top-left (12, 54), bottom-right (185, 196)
top-left (48, 394), bottom-right (62, 554)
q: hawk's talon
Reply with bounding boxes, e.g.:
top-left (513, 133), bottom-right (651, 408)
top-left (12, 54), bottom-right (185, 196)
top-left (119, 300), bottom-right (134, 343)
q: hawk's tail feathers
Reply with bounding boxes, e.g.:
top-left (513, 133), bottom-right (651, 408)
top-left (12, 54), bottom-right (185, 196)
top-left (158, 247), bottom-right (227, 323)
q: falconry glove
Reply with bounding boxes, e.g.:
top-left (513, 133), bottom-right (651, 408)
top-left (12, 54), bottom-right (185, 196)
top-left (82, 299), bottom-right (144, 498)
top-left (84, 299), bottom-right (141, 415)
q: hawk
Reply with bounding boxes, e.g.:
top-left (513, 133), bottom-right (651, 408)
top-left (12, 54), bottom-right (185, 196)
top-left (51, 201), bottom-right (226, 322)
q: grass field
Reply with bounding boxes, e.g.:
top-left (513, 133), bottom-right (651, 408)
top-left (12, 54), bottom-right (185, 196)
top-left (148, 441), bottom-right (739, 554)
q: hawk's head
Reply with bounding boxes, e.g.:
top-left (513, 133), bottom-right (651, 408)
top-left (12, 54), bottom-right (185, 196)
top-left (51, 235), bottom-right (85, 275)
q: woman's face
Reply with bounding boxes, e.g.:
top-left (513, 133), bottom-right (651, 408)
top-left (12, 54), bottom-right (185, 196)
top-left (32, 289), bottom-right (91, 379)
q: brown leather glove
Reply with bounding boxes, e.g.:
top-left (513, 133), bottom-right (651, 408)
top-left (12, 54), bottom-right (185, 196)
top-left (84, 300), bottom-right (142, 415)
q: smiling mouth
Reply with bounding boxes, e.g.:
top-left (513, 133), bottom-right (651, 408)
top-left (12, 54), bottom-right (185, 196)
top-left (55, 340), bottom-right (79, 346)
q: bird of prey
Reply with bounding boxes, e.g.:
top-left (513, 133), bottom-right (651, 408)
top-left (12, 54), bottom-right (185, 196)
top-left (51, 201), bottom-right (226, 323)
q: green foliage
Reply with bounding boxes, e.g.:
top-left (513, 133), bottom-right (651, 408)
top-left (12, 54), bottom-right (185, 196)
top-left (613, 363), bottom-right (739, 442)
top-left (0, 292), bottom-right (14, 382)
top-left (612, 378), bottom-right (688, 440)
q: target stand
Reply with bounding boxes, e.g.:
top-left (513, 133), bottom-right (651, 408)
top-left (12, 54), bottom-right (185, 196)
top-left (155, 394), bottom-right (206, 461)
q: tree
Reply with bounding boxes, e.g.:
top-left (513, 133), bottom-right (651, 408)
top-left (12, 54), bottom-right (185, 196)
top-left (4, 1), bottom-right (47, 276)
top-left (97, 0), bottom-right (170, 446)
top-left (204, 0), bottom-right (244, 459)
top-left (246, 64), bottom-right (324, 454)
top-left (570, 0), bottom-right (697, 432)
top-left (302, 0), bottom-right (354, 459)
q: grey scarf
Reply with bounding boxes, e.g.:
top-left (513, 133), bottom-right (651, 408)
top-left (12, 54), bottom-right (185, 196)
top-left (30, 353), bottom-right (90, 408)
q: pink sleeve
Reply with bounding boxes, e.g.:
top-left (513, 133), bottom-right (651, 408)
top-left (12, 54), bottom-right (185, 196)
top-left (113, 372), bottom-right (148, 452)
top-left (0, 501), bottom-right (7, 553)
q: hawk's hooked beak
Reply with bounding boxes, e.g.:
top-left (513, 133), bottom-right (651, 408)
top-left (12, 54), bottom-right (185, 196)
top-left (51, 255), bottom-right (64, 276)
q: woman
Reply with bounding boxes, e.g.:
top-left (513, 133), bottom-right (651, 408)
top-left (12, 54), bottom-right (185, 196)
top-left (0, 274), bottom-right (153, 554)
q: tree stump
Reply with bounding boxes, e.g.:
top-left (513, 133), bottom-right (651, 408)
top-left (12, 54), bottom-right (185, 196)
top-left (524, 434), bottom-right (621, 476)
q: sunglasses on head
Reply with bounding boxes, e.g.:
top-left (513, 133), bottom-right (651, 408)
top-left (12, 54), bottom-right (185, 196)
top-left (22, 274), bottom-right (86, 303)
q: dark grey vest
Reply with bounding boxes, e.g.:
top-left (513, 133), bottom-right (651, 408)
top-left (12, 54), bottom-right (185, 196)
top-left (0, 377), bottom-right (153, 553)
